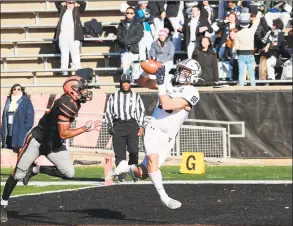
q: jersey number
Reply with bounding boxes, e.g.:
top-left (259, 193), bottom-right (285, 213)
top-left (190, 96), bottom-right (198, 105)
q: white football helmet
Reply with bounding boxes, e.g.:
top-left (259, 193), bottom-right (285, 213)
top-left (173, 59), bottom-right (202, 85)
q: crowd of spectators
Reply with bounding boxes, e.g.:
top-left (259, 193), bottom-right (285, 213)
top-left (118, 0), bottom-right (292, 86)
top-left (54, 0), bottom-right (292, 86)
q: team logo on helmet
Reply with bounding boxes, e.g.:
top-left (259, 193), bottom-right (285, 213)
top-left (173, 59), bottom-right (202, 85)
top-left (63, 76), bottom-right (92, 103)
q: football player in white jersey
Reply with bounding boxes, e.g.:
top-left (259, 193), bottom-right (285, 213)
top-left (112, 59), bottom-right (201, 209)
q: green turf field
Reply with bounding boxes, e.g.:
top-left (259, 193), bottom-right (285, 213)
top-left (1, 166), bottom-right (292, 181)
top-left (1, 166), bottom-right (292, 196)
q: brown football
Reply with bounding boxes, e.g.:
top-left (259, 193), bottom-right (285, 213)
top-left (140, 59), bottom-right (162, 75)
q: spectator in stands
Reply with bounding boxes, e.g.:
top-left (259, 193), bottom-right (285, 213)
top-left (219, 28), bottom-right (239, 81)
top-left (54, 1), bottom-right (86, 76)
top-left (235, 9), bottom-right (262, 86)
top-left (198, 1), bottom-right (214, 24)
top-left (148, 1), bottom-right (166, 39)
top-left (184, 1), bottom-right (198, 17)
top-left (117, 7), bottom-right (144, 75)
top-left (136, 1), bottom-right (154, 61)
top-left (192, 36), bottom-right (219, 86)
top-left (1, 84), bottom-right (34, 155)
top-left (105, 73), bottom-right (145, 182)
top-left (150, 28), bottom-right (175, 81)
top-left (184, 5), bottom-right (213, 58)
top-left (261, 18), bottom-right (285, 80)
top-left (226, 1), bottom-right (241, 17)
top-left (214, 12), bottom-right (240, 58)
top-left (265, 1), bottom-right (292, 30)
top-left (166, 1), bottom-right (184, 51)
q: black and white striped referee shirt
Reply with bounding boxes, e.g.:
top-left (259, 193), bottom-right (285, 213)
top-left (105, 91), bottom-right (145, 128)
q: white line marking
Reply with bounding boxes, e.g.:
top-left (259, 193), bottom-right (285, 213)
top-left (11, 186), bottom-right (98, 198)
top-left (5, 180), bottom-right (291, 199)
top-left (2, 180), bottom-right (291, 188)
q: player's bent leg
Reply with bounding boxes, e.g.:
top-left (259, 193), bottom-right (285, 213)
top-left (44, 150), bottom-right (75, 178)
top-left (1, 135), bottom-right (40, 222)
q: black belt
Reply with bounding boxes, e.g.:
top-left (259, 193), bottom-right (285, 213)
top-left (114, 118), bottom-right (136, 123)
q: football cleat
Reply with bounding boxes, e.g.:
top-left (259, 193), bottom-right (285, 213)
top-left (161, 197), bottom-right (182, 210)
top-left (23, 163), bottom-right (37, 186)
top-left (113, 160), bottom-right (129, 176)
top-left (1, 205), bottom-right (8, 223)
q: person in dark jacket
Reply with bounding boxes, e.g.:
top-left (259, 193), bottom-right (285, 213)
top-left (117, 7), bottom-right (144, 74)
top-left (198, 1), bottom-right (214, 24)
top-left (214, 12), bottom-right (240, 58)
top-left (192, 36), bottom-right (219, 86)
top-left (261, 18), bottom-right (285, 80)
top-left (54, 1), bottom-right (87, 75)
top-left (183, 5), bottom-right (213, 58)
top-left (1, 84), bottom-right (34, 154)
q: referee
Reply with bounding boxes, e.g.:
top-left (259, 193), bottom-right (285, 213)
top-left (105, 73), bottom-right (145, 182)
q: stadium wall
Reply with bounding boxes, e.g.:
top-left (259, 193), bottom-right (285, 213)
top-left (139, 90), bottom-right (293, 158)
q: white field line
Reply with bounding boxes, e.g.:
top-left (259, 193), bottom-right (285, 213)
top-left (11, 186), bottom-right (97, 198)
top-left (7, 180), bottom-right (292, 199)
top-left (2, 180), bottom-right (292, 187)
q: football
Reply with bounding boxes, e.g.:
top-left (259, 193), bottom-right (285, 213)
top-left (140, 59), bottom-right (162, 75)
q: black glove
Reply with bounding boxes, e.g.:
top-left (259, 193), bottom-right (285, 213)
top-left (108, 126), bottom-right (115, 136)
top-left (155, 66), bottom-right (165, 86)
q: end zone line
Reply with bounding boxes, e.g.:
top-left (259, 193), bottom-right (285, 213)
top-left (8, 180), bottom-right (292, 198)
top-left (3, 180), bottom-right (293, 187)
top-left (3, 179), bottom-right (291, 187)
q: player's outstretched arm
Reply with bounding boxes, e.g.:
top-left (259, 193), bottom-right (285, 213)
top-left (137, 72), bottom-right (158, 90)
top-left (58, 116), bottom-right (101, 140)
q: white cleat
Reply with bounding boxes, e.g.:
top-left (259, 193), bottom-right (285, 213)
top-left (114, 160), bottom-right (129, 177)
top-left (161, 198), bottom-right (182, 210)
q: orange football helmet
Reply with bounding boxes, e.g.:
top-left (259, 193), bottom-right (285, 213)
top-left (63, 76), bottom-right (92, 103)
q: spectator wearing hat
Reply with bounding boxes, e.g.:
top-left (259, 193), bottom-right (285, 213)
top-left (105, 73), bottom-right (145, 182)
top-left (235, 9), bottom-right (262, 86)
top-left (117, 7), bottom-right (144, 74)
top-left (136, 1), bottom-right (155, 61)
top-left (54, 1), bottom-right (86, 76)
top-left (149, 28), bottom-right (175, 82)
top-left (1, 84), bottom-right (34, 155)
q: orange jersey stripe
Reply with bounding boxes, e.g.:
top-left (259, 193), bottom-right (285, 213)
top-left (12, 133), bottom-right (33, 176)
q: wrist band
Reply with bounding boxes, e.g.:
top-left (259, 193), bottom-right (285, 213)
top-left (158, 85), bottom-right (167, 96)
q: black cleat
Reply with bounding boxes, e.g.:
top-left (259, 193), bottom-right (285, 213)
top-left (23, 164), bottom-right (37, 186)
top-left (1, 205), bottom-right (8, 223)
